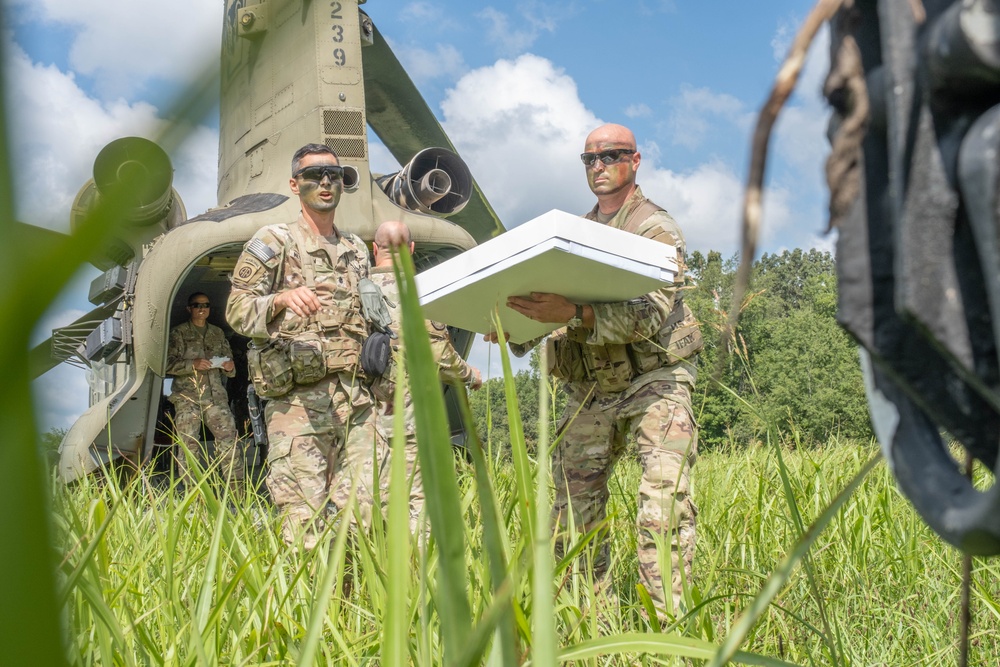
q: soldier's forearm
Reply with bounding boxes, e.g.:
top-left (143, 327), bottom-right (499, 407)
top-left (587, 290), bottom-right (673, 346)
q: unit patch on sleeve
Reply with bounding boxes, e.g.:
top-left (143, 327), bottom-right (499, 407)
top-left (233, 254), bottom-right (266, 286)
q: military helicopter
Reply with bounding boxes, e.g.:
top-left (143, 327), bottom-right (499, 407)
top-left (23, 0), bottom-right (504, 484)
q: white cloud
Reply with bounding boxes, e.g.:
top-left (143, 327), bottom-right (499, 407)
top-left (391, 42), bottom-right (467, 85)
top-left (7, 0), bottom-right (221, 98)
top-left (4, 35), bottom-right (219, 231)
top-left (400, 1), bottom-right (463, 31)
top-left (624, 103), bottom-right (652, 119)
top-left (476, 6), bottom-right (556, 56)
top-left (440, 54), bottom-right (599, 227)
top-left (666, 85), bottom-right (751, 150)
top-left (367, 138), bottom-right (402, 177)
top-left (771, 20), bottom-right (794, 62)
top-left (437, 54), bottom-right (791, 257)
top-left (466, 338), bottom-right (532, 381)
top-left (638, 158), bottom-right (794, 257)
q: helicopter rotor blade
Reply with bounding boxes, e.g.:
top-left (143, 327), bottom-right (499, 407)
top-left (361, 14), bottom-right (504, 242)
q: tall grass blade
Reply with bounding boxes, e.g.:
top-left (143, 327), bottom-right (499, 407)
top-left (456, 387), bottom-right (519, 665)
top-left (454, 575), bottom-right (518, 667)
top-left (298, 487), bottom-right (359, 667)
top-left (531, 346), bottom-right (557, 665)
top-left (0, 11), bottom-right (67, 663)
top-left (383, 363), bottom-right (413, 667)
top-left (716, 379), bottom-right (844, 664)
top-left (491, 311), bottom-right (536, 545)
top-left (393, 249), bottom-right (471, 663)
top-left (709, 454), bottom-right (881, 667)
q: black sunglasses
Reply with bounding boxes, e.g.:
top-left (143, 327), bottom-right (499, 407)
top-left (293, 165), bottom-right (345, 183)
top-left (189, 303), bottom-right (211, 309)
top-left (580, 149), bottom-right (635, 167)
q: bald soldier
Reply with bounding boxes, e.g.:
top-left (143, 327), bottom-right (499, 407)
top-left (491, 123), bottom-right (702, 621)
top-left (226, 143), bottom-right (383, 549)
top-left (368, 220), bottom-right (482, 530)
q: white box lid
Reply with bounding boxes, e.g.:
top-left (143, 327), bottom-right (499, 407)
top-left (416, 209), bottom-right (678, 344)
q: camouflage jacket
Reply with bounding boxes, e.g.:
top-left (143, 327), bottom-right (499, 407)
top-left (165, 321), bottom-right (235, 407)
top-left (226, 215), bottom-right (372, 413)
top-left (513, 186), bottom-right (698, 402)
top-left (226, 214), bottom-right (371, 343)
top-left (368, 266), bottom-right (476, 395)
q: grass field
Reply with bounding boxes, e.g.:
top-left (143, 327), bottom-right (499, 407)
top-left (51, 435), bottom-right (1000, 666)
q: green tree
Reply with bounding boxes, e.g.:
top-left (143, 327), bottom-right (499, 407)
top-left (39, 427), bottom-right (66, 467)
top-left (468, 347), bottom-right (565, 452)
top-left (688, 248), bottom-right (871, 447)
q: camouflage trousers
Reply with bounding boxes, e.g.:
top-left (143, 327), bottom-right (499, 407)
top-left (552, 379), bottom-right (698, 621)
top-left (172, 398), bottom-right (243, 485)
top-left (265, 374), bottom-right (385, 549)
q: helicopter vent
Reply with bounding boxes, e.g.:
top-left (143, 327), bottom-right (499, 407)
top-left (325, 137), bottom-right (366, 159)
top-left (323, 109), bottom-right (364, 136)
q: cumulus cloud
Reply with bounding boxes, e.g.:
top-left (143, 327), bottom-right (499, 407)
top-left (440, 54), bottom-right (599, 227)
top-left (4, 35), bottom-right (219, 231)
top-left (7, 0), bottom-right (221, 99)
top-left (437, 54), bottom-right (792, 256)
top-left (771, 24), bottom-right (831, 173)
top-left (638, 158), bottom-right (794, 256)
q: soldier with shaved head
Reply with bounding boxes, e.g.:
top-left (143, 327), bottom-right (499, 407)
top-left (495, 123), bottom-right (702, 622)
top-left (369, 220), bottom-right (482, 531)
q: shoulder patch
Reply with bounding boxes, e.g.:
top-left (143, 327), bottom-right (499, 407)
top-left (232, 254), bottom-right (266, 286)
top-left (246, 238), bottom-right (276, 263)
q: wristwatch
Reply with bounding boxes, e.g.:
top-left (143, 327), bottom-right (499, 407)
top-left (567, 304), bottom-right (584, 328)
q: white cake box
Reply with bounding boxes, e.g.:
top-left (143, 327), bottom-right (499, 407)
top-left (416, 209), bottom-right (678, 344)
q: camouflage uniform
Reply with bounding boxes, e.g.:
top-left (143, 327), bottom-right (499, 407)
top-left (226, 215), bottom-right (383, 548)
top-left (515, 186), bottom-right (701, 619)
top-left (368, 266), bottom-right (477, 530)
top-left (165, 321), bottom-right (242, 484)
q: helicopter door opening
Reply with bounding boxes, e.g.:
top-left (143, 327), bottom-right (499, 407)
top-left (153, 245), bottom-right (260, 480)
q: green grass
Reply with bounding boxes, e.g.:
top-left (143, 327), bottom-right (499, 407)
top-left (48, 435), bottom-right (1000, 666)
top-left (29, 245), bottom-right (1000, 666)
top-left (6, 18), bottom-right (996, 662)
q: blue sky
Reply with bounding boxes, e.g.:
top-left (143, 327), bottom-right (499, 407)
top-left (5, 0), bottom-right (834, 431)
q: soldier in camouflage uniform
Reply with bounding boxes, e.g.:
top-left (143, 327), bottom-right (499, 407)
top-left (496, 124), bottom-right (702, 621)
top-left (226, 144), bottom-right (383, 549)
top-left (166, 292), bottom-right (243, 487)
top-left (368, 220), bottom-right (482, 531)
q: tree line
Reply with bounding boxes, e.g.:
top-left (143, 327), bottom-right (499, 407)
top-left (468, 248), bottom-right (873, 450)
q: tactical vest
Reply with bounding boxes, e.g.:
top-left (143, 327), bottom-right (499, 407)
top-left (247, 224), bottom-right (368, 396)
top-left (549, 198), bottom-right (703, 393)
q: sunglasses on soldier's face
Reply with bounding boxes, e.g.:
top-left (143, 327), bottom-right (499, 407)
top-left (190, 303), bottom-right (211, 309)
top-left (293, 165), bottom-right (344, 183)
top-left (580, 149), bottom-right (635, 167)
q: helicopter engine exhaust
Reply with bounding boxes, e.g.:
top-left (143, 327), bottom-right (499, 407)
top-left (92, 137), bottom-right (177, 226)
top-left (376, 147), bottom-right (472, 216)
top-left (70, 137), bottom-right (187, 268)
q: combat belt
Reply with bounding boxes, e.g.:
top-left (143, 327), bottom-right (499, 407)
top-left (247, 224), bottom-right (368, 398)
top-left (546, 296), bottom-right (702, 393)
